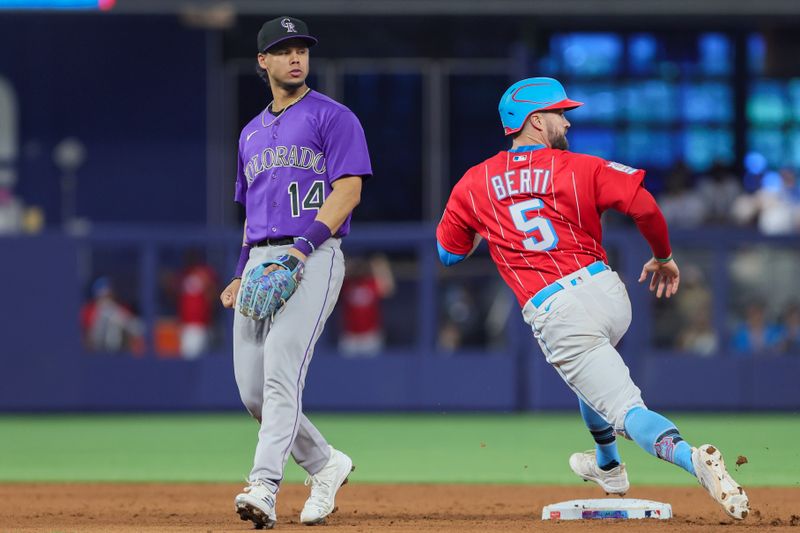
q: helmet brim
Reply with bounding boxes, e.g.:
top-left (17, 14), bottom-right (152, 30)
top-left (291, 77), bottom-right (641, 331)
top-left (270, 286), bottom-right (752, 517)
top-left (502, 99), bottom-right (584, 136)
top-left (538, 98), bottom-right (583, 112)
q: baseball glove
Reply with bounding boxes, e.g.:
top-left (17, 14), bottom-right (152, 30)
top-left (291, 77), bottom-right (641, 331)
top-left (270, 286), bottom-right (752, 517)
top-left (237, 254), bottom-right (304, 320)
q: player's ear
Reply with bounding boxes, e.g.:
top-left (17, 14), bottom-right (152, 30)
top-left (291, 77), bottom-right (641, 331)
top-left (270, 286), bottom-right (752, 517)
top-left (257, 53), bottom-right (269, 70)
top-left (529, 113), bottom-right (544, 131)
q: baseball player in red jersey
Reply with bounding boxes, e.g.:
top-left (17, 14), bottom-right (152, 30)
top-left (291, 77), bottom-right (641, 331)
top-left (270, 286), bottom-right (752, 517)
top-left (436, 77), bottom-right (749, 520)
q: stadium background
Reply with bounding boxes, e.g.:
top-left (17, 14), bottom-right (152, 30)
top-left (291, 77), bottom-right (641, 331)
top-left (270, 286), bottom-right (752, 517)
top-left (0, 0), bottom-right (798, 530)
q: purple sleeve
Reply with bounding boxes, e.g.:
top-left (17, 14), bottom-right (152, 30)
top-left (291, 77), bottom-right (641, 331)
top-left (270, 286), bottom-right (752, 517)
top-left (234, 144), bottom-right (247, 205)
top-left (322, 110), bottom-right (373, 183)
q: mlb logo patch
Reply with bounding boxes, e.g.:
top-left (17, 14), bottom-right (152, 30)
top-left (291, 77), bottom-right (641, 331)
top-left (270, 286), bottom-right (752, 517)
top-left (513, 155), bottom-right (528, 162)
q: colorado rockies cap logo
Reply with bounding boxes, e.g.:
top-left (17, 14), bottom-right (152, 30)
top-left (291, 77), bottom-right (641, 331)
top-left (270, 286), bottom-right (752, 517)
top-left (281, 18), bottom-right (297, 33)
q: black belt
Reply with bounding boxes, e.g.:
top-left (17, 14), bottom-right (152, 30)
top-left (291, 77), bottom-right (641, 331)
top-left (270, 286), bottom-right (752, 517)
top-left (251, 237), bottom-right (295, 247)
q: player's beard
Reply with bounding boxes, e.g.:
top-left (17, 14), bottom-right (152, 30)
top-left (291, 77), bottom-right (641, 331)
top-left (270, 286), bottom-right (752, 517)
top-left (550, 130), bottom-right (569, 150)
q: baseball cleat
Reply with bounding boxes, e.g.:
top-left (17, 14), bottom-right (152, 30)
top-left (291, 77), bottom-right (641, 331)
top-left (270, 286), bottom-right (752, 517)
top-left (235, 481), bottom-right (277, 529)
top-left (569, 450), bottom-right (629, 495)
top-left (300, 446), bottom-right (354, 525)
top-left (692, 444), bottom-right (749, 520)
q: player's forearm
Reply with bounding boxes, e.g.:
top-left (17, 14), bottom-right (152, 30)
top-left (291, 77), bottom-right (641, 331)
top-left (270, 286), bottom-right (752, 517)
top-left (288, 176), bottom-right (362, 261)
top-left (628, 188), bottom-right (672, 260)
top-left (315, 176), bottom-right (362, 234)
top-left (436, 234), bottom-right (481, 267)
top-left (468, 234), bottom-right (483, 255)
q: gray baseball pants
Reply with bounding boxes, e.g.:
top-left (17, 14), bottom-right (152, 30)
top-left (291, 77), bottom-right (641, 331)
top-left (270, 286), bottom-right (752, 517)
top-left (233, 239), bottom-right (345, 488)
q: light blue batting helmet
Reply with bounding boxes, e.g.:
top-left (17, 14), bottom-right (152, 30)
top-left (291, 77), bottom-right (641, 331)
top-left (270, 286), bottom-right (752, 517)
top-left (498, 77), bottom-right (583, 136)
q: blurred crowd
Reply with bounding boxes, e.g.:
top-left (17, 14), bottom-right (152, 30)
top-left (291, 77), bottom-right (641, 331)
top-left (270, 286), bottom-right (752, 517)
top-left (80, 276), bottom-right (145, 355)
top-left (642, 158), bottom-right (800, 357)
top-left (731, 301), bottom-right (800, 355)
top-left (653, 262), bottom-right (800, 358)
top-left (656, 157), bottom-right (800, 234)
top-left (80, 250), bottom-right (221, 359)
top-left (78, 252), bottom-right (402, 360)
top-left (73, 156), bottom-right (800, 359)
top-left (338, 254), bottom-right (395, 357)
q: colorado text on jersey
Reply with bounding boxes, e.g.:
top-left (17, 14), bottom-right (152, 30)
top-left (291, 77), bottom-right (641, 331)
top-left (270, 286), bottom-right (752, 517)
top-left (244, 144), bottom-right (327, 184)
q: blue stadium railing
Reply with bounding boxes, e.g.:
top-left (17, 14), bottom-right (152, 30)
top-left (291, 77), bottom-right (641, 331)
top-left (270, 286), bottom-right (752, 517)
top-left (0, 225), bottom-right (798, 412)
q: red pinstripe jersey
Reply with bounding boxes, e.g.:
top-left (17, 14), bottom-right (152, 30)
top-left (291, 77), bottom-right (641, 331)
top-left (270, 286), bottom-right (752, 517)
top-left (437, 147), bottom-right (646, 307)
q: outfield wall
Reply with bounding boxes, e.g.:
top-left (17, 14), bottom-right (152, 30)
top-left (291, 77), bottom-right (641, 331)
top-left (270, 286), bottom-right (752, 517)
top-left (1, 226), bottom-right (798, 412)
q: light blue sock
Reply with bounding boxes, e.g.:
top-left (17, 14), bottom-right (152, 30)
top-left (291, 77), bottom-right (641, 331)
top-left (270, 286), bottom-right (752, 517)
top-left (624, 406), bottom-right (695, 476)
top-left (578, 399), bottom-right (621, 469)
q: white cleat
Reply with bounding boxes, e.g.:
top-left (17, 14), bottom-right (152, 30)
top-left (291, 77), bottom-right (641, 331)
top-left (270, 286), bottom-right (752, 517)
top-left (692, 444), bottom-right (749, 520)
top-left (300, 446), bottom-right (354, 525)
top-left (235, 481), bottom-right (277, 529)
top-left (569, 450), bottom-right (630, 495)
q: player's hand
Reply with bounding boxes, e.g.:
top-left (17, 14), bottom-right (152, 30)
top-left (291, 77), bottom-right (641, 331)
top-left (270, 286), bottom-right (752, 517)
top-left (638, 257), bottom-right (680, 299)
top-left (220, 278), bottom-right (242, 308)
top-left (287, 247), bottom-right (308, 263)
top-left (259, 248), bottom-right (308, 277)
top-left (238, 255), bottom-right (304, 320)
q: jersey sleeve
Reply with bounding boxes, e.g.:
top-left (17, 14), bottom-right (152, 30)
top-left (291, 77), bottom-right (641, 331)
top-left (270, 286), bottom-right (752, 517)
top-left (436, 181), bottom-right (477, 256)
top-left (592, 158), bottom-right (647, 215)
top-left (234, 141), bottom-right (247, 205)
top-left (322, 109), bottom-right (373, 182)
top-left (627, 187), bottom-right (672, 259)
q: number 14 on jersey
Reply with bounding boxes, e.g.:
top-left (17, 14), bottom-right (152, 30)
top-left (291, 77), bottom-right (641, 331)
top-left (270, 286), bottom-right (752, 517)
top-left (288, 180), bottom-right (325, 218)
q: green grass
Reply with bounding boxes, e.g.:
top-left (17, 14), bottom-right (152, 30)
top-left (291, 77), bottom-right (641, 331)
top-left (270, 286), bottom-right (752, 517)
top-left (0, 413), bottom-right (797, 486)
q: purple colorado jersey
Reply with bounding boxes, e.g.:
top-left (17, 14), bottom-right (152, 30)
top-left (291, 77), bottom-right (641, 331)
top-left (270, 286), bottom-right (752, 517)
top-left (235, 90), bottom-right (372, 244)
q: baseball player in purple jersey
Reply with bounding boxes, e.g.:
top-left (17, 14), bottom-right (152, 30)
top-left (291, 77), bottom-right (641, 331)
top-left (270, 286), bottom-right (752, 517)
top-left (219, 16), bottom-right (372, 529)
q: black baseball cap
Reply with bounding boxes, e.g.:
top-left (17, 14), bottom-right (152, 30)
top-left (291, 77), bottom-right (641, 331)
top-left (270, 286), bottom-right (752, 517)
top-left (257, 16), bottom-right (318, 53)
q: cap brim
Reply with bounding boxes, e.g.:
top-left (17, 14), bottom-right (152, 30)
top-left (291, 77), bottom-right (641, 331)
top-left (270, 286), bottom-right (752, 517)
top-left (538, 98), bottom-right (583, 111)
top-left (262, 35), bottom-right (318, 52)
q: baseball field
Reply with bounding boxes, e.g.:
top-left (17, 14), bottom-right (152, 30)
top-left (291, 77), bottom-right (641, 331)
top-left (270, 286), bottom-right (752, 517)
top-left (1, 412), bottom-right (798, 532)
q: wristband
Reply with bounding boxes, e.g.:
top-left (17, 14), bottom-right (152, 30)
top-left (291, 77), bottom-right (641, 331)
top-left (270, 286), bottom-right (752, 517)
top-left (655, 255), bottom-right (673, 263)
top-left (234, 244), bottom-right (251, 277)
top-left (292, 236), bottom-right (315, 257)
top-left (293, 221), bottom-right (332, 257)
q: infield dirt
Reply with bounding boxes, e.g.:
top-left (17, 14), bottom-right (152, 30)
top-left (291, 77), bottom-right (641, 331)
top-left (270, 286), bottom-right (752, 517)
top-left (1, 483), bottom-right (798, 532)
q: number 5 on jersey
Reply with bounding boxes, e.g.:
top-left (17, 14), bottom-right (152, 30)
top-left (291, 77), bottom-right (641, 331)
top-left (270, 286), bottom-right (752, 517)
top-left (288, 180), bottom-right (325, 217)
top-left (509, 198), bottom-right (559, 251)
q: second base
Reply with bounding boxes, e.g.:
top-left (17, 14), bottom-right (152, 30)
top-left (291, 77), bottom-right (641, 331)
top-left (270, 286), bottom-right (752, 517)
top-left (542, 498), bottom-right (672, 520)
